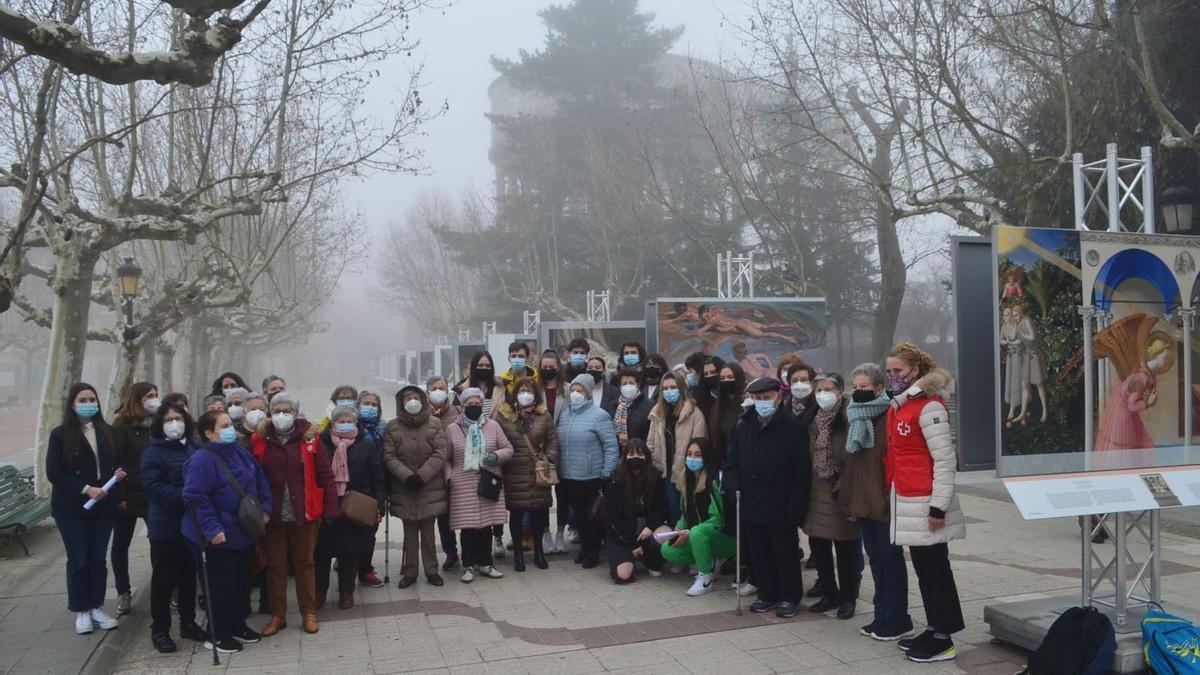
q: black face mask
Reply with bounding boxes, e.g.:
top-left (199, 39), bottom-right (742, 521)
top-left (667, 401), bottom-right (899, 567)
top-left (588, 370), bottom-right (605, 382)
top-left (473, 367), bottom-right (493, 381)
top-left (642, 366), bottom-right (662, 382)
top-left (464, 404), bottom-right (483, 421)
top-left (540, 368), bottom-right (558, 382)
top-left (626, 457), bottom-right (646, 473)
top-left (703, 375), bottom-right (719, 390)
top-left (719, 381), bottom-right (736, 397)
top-left (851, 389), bottom-right (878, 403)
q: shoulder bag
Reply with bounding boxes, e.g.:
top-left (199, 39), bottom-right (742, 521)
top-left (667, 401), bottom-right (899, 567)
top-left (205, 449), bottom-right (266, 540)
top-left (525, 433), bottom-right (559, 488)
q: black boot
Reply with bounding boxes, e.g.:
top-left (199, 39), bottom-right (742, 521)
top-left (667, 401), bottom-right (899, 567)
top-left (532, 531), bottom-right (548, 569)
top-left (152, 631), bottom-right (178, 653)
top-left (513, 548), bottom-right (526, 572)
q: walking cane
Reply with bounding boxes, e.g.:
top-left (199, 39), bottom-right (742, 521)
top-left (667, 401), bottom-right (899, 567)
top-left (197, 541), bottom-right (220, 665)
top-left (383, 498), bottom-right (391, 584)
top-left (735, 489), bottom-right (743, 616)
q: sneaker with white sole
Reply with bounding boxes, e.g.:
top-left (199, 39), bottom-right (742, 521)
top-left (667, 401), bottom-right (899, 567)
top-left (477, 565), bottom-right (504, 579)
top-left (75, 612), bottom-right (94, 635)
top-left (736, 582), bottom-right (758, 597)
top-left (687, 573), bottom-right (714, 597)
top-left (204, 638), bottom-right (244, 654)
top-left (565, 527), bottom-right (580, 544)
top-left (461, 566), bottom-right (476, 583)
top-left (554, 532), bottom-right (566, 553)
top-left (492, 536), bottom-right (506, 558)
top-left (90, 608), bottom-right (119, 630)
top-left (647, 568), bottom-right (664, 578)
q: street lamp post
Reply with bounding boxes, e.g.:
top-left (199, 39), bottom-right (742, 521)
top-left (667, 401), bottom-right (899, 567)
top-left (116, 257), bottom-right (142, 341)
top-left (1160, 186), bottom-right (1196, 234)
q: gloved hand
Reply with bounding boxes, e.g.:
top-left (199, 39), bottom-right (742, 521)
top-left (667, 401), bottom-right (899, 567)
top-left (482, 452), bottom-right (499, 467)
top-left (405, 475), bottom-right (424, 492)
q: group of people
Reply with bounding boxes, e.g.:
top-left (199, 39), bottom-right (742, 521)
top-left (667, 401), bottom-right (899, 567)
top-left (46, 338), bottom-right (967, 664)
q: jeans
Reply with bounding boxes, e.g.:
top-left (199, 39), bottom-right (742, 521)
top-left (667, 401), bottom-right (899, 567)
top-left (859, 519), bottom-right (911, 631)
top-left (111, 514), bottom-right (146, 595)
top-left (56, 515), bottom-right (115, 612)
top-left (190, 543), bottom-right (249, 643)
top-left (663, 479), bottom-right (681, 528)
top-left (910, 543), bottom-right (965, 634)
top-left (149, 538), bottom-right (197, 635)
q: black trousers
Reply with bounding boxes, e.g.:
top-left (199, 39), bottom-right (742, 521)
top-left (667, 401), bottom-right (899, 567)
top-left (111, 514), bottom-right (147, 595)
top-left (509, 508), bottom-right (549, 549)
top-left (357, 524), bottom-right (378, 576)
top-left (189, 544), bottom-right (249, 643)
top-left (607, 538), bottom-right (665, 582)
top-left (315, 549), bottom-right (359, 597)
top-left (555, 482), bottom-right (572, 530)
top-left (745, 521), bottom-right (802, 604)
top-left (150, 538), bottom-right (197, 635)
top-left (809, 536), bottom-right (860, 602)
top-left (437, 512), bottom-right (458, 555)
top-left (460, 528), bottom-right (493, 568)
top-left (909, 543), bottom-right (965, 634)
top-left (562, 478), bottom-right (603, 557)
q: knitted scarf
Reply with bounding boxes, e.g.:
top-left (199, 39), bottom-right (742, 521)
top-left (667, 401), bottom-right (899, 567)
top-left (329, 426), bottom-right (358, 497)
top-left (812, 407), bottom-right (838, 479)
top-left (614, 395), bottom-right (633, 442)
top-left (846, 394), bottom-right (890, 454)
top-left (459, 414), bottom-right (486, 471)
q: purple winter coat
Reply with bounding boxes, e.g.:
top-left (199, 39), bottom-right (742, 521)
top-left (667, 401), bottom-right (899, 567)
top-left (182, 441), bottom-right (272, 551)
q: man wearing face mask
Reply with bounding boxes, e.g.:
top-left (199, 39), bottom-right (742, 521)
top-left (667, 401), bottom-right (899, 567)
top-left (723, 377), bottom-right (811, 619)
top-left (250, 392), bottom-right (339, 636)
top-left (261, 375), bottom-right (286, 404)
top-left (499, 341), bottom-right (539, 397)
top-left (609, 341), bottom-right (646, 388)
top-left (564, 338), bottom-right (591, 382)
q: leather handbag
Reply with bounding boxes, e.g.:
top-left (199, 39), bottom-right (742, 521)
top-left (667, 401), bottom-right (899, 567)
top-left (477, 469), bottom-right (502, 502)
top-left (339, 489), bottom-right (379, 527)
top-left (525, 433), bottom-right (559, 488)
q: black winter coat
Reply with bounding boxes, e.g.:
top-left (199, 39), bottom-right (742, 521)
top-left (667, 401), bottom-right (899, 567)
top-left (723, 408), bottom-right (811, 527)
top-left (620, 395), bottom-right (653, 444)
top-left (603, 469), bottom-right (669, 552)
top-left (316, 430), bottom-right (386, 557)
top-left (46, 424), bottom-right (119, 519)
top-left (141, 437), bottom-right (198, 541)
top-left (112, 419), bottom-right (152, 518)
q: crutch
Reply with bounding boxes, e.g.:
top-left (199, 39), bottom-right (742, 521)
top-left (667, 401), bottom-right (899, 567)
top-left (383, 498), bottom-right (391, 584)
top-left (735, 489), bottom-right (743, 616)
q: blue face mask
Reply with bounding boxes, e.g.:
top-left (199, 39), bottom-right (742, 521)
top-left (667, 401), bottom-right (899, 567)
top-left (334, 422), bottom-right (356, 434)
top-left (510, 357), bottom-right (526, 370)
top-left (623, 354), bottom-right (640, 366)
top-left (685, 456), bottom-right (704, 473)
top-left (336, 398), bottom-right (355, 408)
top-left (75, 402), bottom-right (99, 419)
top-left (754, 399), bottom-right (777, 417)
top-left (662, 388), bottom-right (681, 404)
top-left (685, 372), bottom-right (699, 388)
top-left (218, 426), bottom-right (238, 444)
top-left (569, 353), bottom-right (587, 367)
top-left (358, 405), bottom-right (379, 421)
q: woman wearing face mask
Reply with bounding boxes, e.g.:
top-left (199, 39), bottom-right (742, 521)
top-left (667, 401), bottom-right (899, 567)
top-left (458, 351), bottom-right (503, 419)
top-left (210, 372), bottom-right (249, 398)
top-left (384, 385), bottom-right (450, 587)
top-left (353, 389), bottom-right (387, 588)
top-left (586, 356), bottom-right (620, 416)
top-left (183, 410), bottom-right (272, 654)
top-left (842, 363), bottom-right (913, 642)
top-left (884, 343), bottom-right (966, 664)
top-left (109, 381), bottom-right (159, 615)
top-left (538, 351), bottom-right (566, 421)
top-left (47, 383), bottom-right (127, 636)
top-left (695, 356), bottom-right (725, 422)
top-left (444, 388), bottom-right (513, 582)
top-left (647, 371), bottom-right (707, 531)
top-left (803, 373), bottom-right (862, 621)
top-left (641, 354), bottom-right (668, 405)
top-left (710, 364), bottom-right (745, 459)
top-left (660, 438), bottom-right (736, 596)
top-left (141, 399), bottom-right (205, 652)
top-left (602, 439), bottom-right (667, 583)
top-left (785, 363), bottom-right (818, 424)
top-left (224, 387), bottom-right (250, 428)
top-left (237, 393), bottom-right (269, 448)
top-left (234, 391), bottom-right (271, 615)
top-left (426, 376), bottom-right (462, 570)
top-left (495, 377), bottom-right (560, 571)
top-left (556, 374), bottom-right (619, 568)
top-left (614, 369), bottom-right (652, 449)
top-left (315, 406), bottom-right (386, 608)
top-left (250, 392), bottom-right (339, 637)
top-left (319, 385), bottom-right (359, 432)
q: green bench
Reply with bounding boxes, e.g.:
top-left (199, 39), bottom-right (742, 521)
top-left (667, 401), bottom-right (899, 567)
top-left (0, 465), bottom-right (51, 556)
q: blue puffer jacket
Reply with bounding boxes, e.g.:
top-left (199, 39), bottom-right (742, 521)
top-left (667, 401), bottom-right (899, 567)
top-left (141, 436), bottom-right (198, 541)
top-left (556, 400), bottom-right (618, 481)
top-left (182, 441), bottom-right (271, 551)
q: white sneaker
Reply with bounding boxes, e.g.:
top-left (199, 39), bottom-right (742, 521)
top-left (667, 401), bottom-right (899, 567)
top-left (75, 612), bottom-right (94, 635)
top-left (687, 573), bottom-right (715, 597)
top-left (478, 565), bottom-right (504, 579)
top-left (461, 566), bottom-right (476, 583)
top-left (737, 582), bottom-right (759, 597)
top-left (554, 532), bottom-right (566, 553)
top-left (541, 531), bottom-right (555, 553)
top-left (493, 536), bottom-right (506, 558)
top-left (90, 607), bottom-right (119, 630)
top-left (565, 527), bottom-right (580, 544)
top-left (647, 569), bottom-right (664, 578)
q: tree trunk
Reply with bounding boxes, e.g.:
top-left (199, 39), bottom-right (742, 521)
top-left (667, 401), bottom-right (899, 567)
top-left (106, 338), bottom-right (142, 406)
top-left (33, 252), bottom-right (97, 497)
top-left (141, 341), bottom-right (156, 384)
top-left (158, 340), bottom-right (175, 392)
top-left (871, 203), bottom-right (906, 359)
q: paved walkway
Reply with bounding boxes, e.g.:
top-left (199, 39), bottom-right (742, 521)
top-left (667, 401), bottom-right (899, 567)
top-left (4, 479), bottom-right (1199, 675)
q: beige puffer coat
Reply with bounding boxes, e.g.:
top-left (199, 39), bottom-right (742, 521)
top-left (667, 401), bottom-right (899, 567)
top-left (495, 402), bottom-right (560, 510)
top-left (647, 398), bottom-right (708, 490)
top-left (383, 387), bottom-right (450, 521)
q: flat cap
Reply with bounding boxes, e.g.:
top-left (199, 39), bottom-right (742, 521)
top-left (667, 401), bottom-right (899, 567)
top-left (745, 377), bottom-right (781, 394)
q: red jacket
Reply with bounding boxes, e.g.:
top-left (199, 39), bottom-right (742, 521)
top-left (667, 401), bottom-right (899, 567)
top-left (885, 393), bottom-right (943, 498)
top-left (251, 418), bottom-right (339, 522)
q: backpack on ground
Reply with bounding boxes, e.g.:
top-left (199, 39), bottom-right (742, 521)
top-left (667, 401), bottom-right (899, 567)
top-left (1019, 605), bottom-right (1115, 675)
top-left (1143, 604), bottom-right (1200, 674)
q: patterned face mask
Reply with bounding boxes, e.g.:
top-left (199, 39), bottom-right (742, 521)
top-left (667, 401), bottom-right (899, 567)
top-left (886, 372), bottom-right (913, 395)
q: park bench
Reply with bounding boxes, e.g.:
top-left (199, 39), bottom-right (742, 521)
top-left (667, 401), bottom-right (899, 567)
top-left (0, 465), bottom-right (51, 556)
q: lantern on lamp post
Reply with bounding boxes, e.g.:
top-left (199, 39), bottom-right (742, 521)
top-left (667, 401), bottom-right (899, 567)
top-left (116, 257), bottom-right (142, 341)
top-left (1160, 186), bottom-right (1196, 234)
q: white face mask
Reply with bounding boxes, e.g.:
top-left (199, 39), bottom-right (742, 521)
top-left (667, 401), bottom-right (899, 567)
top-left (403, 399), bottom-right (423, 415)
top-left (245, 409), bottom-right (267, 428)
top-left (620, 384), bottom-right (639, 399)
top-left (815, 391), bottom-right (839, 410)
top-left (569, 391), bottom-right (587, 407)
top-left (227, 405), bottom-right (244, 421)
top-left (143, 397), bottom-right (162, 414)
top-left (791, 381), bottom-right (813, 400)
top-left (428, 390), bottom-right (448, 406)
top-left (272, 412), bottom-right (295, 432)
top-left (517, 392), bottom-right (535, 407)
top-left (741, 397), bottom-right (754, 409)
top-left (163, 419), bottom-right (186, 441)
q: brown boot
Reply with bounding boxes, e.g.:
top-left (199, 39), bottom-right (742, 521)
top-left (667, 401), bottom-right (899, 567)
top-left (339, 593), bottom-right (354, 610)
top-left (262, 616), bottom-right (287, 637)
top-left (302, 612), bottom-right (319, 634)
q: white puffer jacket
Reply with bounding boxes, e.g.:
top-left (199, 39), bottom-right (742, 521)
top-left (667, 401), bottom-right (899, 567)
top-left (888, 368), bottom-right (966, 547)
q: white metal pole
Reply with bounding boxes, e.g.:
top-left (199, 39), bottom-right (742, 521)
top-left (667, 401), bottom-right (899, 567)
top-left (1142, 146), bottom-right (1156, 234)
top-left (1073, 152), bottom-right (1086, 230)
top-left (1081, 307), bottom-right (1096, 469)
top-left (1115, 511), bottom-right (1127, 626)
top-left (1184, 309), bottom-right (1194, 451)
top-left (1151, 510), bottom-right (1162, 604)
top-left (1106, 143), bottom-right (1121, 232)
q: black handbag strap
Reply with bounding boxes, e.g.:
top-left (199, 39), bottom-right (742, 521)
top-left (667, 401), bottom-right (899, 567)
top-left (205, 448), bottom-right (248, 500)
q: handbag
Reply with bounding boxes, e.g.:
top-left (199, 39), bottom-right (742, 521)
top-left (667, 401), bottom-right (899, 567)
top-left (477, 469), bottom-right (502, 501)
top-left (205, 449), bottom-right (266, 540)
top-left (339, 489), bottom-right (379, 527)
top-left (525, 433), bottom-right (559, 488)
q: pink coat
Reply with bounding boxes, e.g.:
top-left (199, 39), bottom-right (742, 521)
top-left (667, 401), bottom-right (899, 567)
top-left (444, 418), bottom-right (514, 531)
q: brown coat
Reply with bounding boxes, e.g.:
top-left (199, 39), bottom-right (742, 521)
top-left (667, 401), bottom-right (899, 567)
top-left (495, 402), bottom-right (560, 510)
top-left (382, 387), bottom-right (450, 521)
top-left (838, 413), bottom-right (889, 523)
top-left (804, 413), bottom-right (860, 541)
top-left (647, 398), bottom-right (708, 490)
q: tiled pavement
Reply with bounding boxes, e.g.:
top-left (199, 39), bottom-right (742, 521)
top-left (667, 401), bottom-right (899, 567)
top-left (4, 484), bottom-right (1200, 674)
